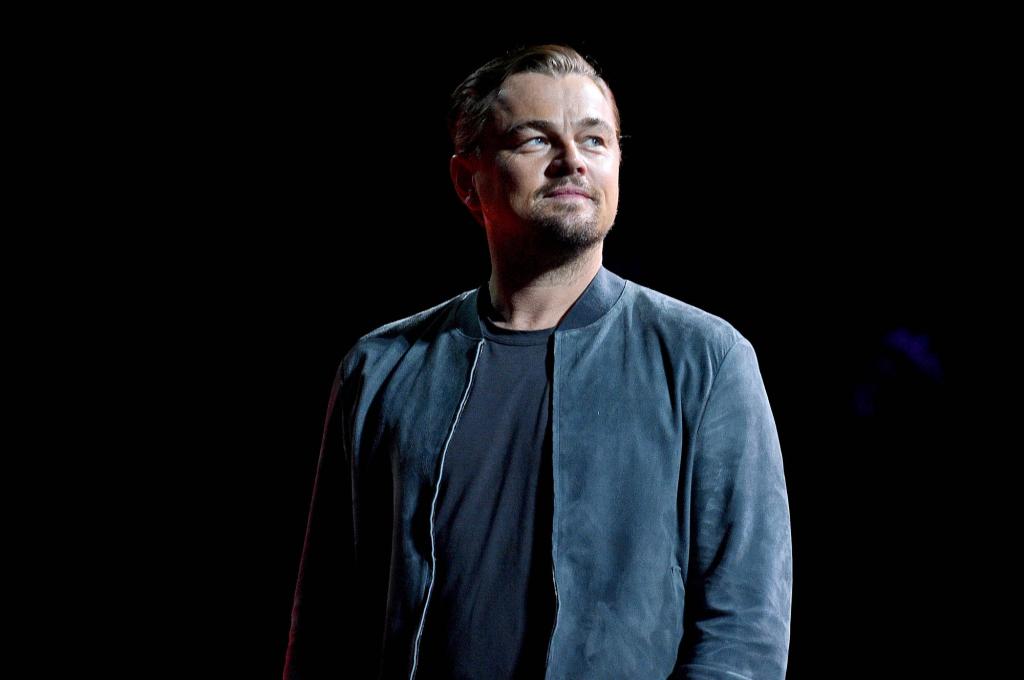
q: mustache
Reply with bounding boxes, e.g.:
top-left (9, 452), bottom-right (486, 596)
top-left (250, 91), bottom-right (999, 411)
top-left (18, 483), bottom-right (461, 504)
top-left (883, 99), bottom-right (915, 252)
top-left (541, 180), bottom-right (593, 197)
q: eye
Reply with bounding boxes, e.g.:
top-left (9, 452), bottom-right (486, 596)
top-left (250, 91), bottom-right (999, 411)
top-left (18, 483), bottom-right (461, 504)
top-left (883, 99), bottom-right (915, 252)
top-left (519, 135), bottom-right (604, 149)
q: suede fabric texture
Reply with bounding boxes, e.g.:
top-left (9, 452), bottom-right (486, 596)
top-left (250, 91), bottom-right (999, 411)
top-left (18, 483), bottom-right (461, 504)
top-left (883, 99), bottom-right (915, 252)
top-left (284, 265), bottom-right (793, 680)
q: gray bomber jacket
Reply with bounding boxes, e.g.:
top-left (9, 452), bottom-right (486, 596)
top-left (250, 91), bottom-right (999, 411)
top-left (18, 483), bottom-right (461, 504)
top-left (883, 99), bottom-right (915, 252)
top-left (284, 265), bottom-right (793, 680)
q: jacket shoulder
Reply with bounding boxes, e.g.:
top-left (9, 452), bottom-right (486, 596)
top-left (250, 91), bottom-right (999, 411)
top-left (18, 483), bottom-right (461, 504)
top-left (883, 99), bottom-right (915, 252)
top-left (626, 279), bottom-right (747, 358)
top-left (337, 287), bottom-right (472, 380)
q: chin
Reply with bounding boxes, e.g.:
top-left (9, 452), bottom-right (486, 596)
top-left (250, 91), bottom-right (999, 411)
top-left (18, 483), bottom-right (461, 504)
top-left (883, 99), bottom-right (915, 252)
top-left (532, 215), bottom-right (607, 251)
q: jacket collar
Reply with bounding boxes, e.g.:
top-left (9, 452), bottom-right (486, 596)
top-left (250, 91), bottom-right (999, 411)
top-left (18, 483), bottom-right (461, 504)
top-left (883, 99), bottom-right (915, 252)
top-left (453, 264), bottom-right (627, 339)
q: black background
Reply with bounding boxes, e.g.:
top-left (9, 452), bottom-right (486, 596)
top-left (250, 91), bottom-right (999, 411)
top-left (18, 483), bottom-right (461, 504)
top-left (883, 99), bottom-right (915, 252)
top-left (74, 15), bottom-right (1001, 678)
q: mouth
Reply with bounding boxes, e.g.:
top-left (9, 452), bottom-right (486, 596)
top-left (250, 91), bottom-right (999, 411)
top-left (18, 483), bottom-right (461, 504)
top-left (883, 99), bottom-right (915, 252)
top-left (544, 188), bottom-right (592, 200)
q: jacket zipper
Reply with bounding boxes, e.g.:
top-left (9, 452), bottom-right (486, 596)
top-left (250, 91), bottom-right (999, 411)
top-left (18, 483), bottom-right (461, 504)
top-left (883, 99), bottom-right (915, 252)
top-left (408, 338), bottom-right (486, 680)
top-left (545, 561), bottom-right (560, 672)
top-left (545, 332), bottom-right (560, 675)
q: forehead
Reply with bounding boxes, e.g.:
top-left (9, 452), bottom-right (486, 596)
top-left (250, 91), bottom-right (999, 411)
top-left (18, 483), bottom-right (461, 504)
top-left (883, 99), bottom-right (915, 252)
top-left (489, 72), bottom-right (615, 131)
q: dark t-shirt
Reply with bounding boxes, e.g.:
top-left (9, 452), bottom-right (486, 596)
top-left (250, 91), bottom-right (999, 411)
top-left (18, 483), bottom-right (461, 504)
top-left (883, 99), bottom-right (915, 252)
top-left (414, 268), bottom-right (625, 679)
top-left (415, 286), bottom-right (557, 680)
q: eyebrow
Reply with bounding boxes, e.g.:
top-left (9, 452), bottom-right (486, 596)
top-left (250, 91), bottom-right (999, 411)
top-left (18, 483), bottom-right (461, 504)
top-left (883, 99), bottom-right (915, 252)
top-left (501, 117), bottom-right (616, 138)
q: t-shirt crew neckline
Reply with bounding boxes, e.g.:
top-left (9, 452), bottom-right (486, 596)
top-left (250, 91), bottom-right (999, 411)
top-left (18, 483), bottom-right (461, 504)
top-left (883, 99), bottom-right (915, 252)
top-left (477, 292), bottom-right (554, 346)
top-left (476, 282), bottom-right (557, 346)
top-left (478, 316), bottom-right (555, 346)
top-left (475, 268), bottom-right (613, 346)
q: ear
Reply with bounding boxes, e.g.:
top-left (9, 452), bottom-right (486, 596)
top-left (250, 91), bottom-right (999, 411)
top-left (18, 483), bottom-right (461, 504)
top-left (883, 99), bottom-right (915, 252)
top-left (449, 154), bottom-right (476, 205)
top-left (450, 154), bottom-right (484, 226)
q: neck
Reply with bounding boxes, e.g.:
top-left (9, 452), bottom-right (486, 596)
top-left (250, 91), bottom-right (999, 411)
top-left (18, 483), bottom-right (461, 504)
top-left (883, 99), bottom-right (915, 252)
top-left (486, 242), bottom-right (603, 331)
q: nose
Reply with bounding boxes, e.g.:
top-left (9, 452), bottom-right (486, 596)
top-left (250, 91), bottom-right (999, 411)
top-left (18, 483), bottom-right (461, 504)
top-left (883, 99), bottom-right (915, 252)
top-left (548, 141), bottom-right (586, 177)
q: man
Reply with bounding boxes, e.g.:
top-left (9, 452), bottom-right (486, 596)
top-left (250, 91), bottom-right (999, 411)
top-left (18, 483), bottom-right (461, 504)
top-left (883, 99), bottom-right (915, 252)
top-left (284, 44), bottom-right (793, 679)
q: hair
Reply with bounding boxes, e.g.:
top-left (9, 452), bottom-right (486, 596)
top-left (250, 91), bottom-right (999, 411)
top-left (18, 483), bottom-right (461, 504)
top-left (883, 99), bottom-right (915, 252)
top-left (447, 44), bottom-right (622, 158)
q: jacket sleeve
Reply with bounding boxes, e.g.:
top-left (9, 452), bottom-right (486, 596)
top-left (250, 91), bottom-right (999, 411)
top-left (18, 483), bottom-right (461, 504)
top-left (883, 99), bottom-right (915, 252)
top-left (283, 363), bottom-right (354, 679)
top-left (674, 338), bottom-right (793, 680)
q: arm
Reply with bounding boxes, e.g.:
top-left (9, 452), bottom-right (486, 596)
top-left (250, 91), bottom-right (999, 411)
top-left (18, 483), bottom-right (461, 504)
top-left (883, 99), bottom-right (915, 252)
top-left (675, 338), bottom-right (793, 680)
top-left (283, 364), bottom-right (354, 679)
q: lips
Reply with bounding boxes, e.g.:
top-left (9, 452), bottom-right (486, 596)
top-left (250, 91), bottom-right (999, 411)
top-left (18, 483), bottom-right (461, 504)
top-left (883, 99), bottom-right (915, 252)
top-left (545, 187), bottom-right (591, 198)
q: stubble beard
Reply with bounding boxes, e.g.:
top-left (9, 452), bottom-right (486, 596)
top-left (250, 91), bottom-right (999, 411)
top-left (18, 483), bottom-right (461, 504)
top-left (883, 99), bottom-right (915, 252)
top-left (527, 199), bottom-right (611, 255)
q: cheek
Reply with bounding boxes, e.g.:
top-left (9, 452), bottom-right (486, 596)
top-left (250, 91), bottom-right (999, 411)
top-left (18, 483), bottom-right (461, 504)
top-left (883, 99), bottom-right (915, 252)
top-left (498, 158), bottom-right (528, 182)
top-left (479, 168), bottom-right (514, 207)
top-left (497, 169), bottom-right (533, 205)
top-left (601, 166), bottom-right (620, 202)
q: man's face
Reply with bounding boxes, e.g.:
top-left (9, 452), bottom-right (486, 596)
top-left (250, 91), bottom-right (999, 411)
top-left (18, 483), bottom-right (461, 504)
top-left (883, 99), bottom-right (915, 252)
top-left (467, 72), bottom-right (621, 250)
